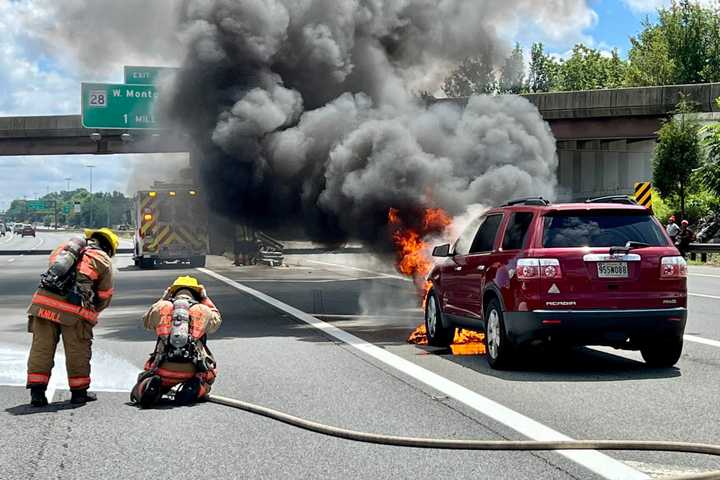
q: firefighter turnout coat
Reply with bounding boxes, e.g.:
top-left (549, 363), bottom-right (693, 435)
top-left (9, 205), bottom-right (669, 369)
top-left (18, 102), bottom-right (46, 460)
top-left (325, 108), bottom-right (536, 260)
top-left (26, 242), bottom-right (113, 390)
top-left (139, 295), bottom-right (221, 397)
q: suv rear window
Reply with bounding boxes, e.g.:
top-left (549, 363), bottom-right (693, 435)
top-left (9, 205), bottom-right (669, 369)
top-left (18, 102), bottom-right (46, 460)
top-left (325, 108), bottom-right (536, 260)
top-left (542, 211), bottom-right (668, 248)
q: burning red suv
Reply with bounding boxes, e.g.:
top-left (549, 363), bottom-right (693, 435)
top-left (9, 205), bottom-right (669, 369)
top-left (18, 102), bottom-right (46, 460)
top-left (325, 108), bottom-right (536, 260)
top-left (426, 197), bottom-right (687, 369)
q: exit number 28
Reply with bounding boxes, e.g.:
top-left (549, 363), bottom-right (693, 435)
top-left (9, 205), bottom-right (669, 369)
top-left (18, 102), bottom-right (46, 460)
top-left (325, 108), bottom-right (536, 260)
top-left (88, 90), bottom-right (107, 107)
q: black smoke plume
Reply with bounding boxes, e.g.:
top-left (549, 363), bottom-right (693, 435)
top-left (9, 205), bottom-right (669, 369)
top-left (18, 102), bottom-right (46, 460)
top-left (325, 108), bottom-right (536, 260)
top-left (165, 1), bottom-right (560, 247)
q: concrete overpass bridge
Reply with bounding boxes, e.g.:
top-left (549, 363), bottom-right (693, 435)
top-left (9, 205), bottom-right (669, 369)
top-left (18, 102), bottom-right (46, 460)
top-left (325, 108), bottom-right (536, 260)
top-left (1, 83), bottom-right (719, 250)
top-left (444, 82), bottom-right (720, 201)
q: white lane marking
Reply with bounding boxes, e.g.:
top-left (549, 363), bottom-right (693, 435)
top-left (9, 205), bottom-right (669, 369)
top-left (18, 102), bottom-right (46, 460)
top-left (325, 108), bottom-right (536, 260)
top-left (198, 267), bottom-right (647, 480)
top-left (241, 276), bottom-right (390, 283)
top-left (311, 313), bottom-right (422, 320)
top-left (689, 292), bottom-right (720, 300)
top-left (689, 273), bottom-right (720, 278)
top-left (684, 335), bottom-right (720, 349)
top-left (303, 259), bottom-right (412, 282)
top-left (30, 237), bottom-right (45, 250)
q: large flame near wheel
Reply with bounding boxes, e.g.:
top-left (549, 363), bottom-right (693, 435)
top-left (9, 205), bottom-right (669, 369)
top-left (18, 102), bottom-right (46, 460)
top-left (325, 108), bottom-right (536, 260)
top-left (407, 324), bottom-right (486, 356)
top-left (387, 207), bottom-right (486, 356)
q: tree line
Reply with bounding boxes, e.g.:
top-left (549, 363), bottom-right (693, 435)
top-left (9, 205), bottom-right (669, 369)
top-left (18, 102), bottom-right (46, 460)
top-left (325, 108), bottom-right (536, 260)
top-left (443, 0), bottom-right (720, 97)
top-left (4, 189), bottom-right (133, 228)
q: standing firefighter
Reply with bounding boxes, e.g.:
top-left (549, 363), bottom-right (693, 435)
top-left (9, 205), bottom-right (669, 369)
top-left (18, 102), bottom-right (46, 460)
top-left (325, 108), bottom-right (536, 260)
top-left (131, 276), bottom-right (221, 407)
top-left (26, 228), bottom-right (118, 406)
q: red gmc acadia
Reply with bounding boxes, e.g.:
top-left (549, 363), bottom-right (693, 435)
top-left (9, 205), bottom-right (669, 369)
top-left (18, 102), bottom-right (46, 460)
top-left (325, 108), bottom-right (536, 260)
top-left (426, 197), bottom-right (688, 369)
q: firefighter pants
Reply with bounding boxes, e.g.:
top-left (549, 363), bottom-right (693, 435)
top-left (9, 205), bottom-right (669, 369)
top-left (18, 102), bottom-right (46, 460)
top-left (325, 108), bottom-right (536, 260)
top-left (131, 360), bottom-right (216, 406)
top-left (26, 316), bottom-right (93, 391)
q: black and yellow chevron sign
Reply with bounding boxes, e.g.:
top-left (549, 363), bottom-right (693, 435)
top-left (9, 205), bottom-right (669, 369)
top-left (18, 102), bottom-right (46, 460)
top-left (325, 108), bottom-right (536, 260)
top-left (634, 182), bottom-right (653, 209)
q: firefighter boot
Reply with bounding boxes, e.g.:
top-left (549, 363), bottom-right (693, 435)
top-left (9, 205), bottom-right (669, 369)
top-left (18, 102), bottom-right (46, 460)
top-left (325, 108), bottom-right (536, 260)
top-left (174, 378), bottom-right (201, 405)
top-left (70, 389), bottom-right (97, 404)
top-left (30, 387), bottom-right (48, 407)
top-left (131, 375), bottom-right (163, 408)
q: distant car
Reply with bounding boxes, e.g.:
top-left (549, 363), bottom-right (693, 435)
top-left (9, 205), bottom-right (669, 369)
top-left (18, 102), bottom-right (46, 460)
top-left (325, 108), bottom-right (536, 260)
top-left (21, 225), bottom-right (36, 237)
top-left (13, 224), bottom-right (24, 234)
top-left (427, 197), bottom-right (687, 369)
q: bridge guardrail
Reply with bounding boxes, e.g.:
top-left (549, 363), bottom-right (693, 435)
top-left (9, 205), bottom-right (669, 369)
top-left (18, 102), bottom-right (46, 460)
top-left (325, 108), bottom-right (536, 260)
top-left (688, 243), bottom-right (720, 263)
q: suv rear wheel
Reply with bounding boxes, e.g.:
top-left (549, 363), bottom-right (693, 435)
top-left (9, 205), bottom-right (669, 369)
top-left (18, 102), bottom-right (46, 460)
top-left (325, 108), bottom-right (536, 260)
top-left (484, 298), bottom-right (514, 369)
top-left (641, 337), bottom-right (683, 368)
top-left (424, 291), bottom-right (454, 347)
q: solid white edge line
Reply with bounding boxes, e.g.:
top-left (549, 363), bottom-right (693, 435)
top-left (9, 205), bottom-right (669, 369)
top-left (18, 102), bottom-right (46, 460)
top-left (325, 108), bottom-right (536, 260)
top-left (684, 335), bottom-right (720, 349)
top-left (689, 292), bottom-right (720, 300)
top-left (688, 273), bottom-right (720, 279)
top-left (303, 259), bottom-right (412, 282)
top-left (197, 267), bottom-right (647, 480)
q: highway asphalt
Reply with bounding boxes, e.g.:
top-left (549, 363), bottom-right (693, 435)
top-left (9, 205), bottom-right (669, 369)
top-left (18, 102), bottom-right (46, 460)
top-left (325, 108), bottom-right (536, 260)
top-left (1, 230), bottom-right (719, 479)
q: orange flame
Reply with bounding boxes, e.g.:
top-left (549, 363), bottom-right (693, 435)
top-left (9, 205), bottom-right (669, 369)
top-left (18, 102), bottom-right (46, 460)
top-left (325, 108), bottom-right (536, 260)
top-left (407, 324), bottom-right (486, 356)
top-left (387, 207), bottom-right (480, 354)
top-left (388, 207), bottom-right (451, 303)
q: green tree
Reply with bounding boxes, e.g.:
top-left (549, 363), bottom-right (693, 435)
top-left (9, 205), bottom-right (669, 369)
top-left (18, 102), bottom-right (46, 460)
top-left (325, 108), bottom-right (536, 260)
top-left (626, 1), bottom-right (720, 86)
top-left (625, 22), bottom-right (675, 86)
top-left (498, 43), bottom-right (525, 94)
top-left (442, 51), bottom-right (496, 97)
top-left (527, 42), bottom-right (560, 92)
top-left (558, 44), bottom-right (626, 91)
top-left (698, 99), bottom-right (720, 198)
top-left (652, 99), bottom-right (703, 218)
top-left (661, 0), bottom-right (713, 84)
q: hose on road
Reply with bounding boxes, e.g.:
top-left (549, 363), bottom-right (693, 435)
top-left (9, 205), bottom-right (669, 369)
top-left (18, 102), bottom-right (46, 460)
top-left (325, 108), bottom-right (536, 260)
top-left (209, 394), bottom-right (720, 480)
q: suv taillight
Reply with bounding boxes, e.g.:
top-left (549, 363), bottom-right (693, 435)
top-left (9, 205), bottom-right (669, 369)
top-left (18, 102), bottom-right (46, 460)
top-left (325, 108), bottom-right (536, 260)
top-left (660, 256), bottom-right (687, 279)
top-left (517, 259), bottom-right (562, 280)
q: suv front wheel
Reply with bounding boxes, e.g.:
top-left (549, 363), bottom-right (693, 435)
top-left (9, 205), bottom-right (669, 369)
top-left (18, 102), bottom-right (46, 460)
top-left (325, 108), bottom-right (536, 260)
top-left (640, 337), bottom-right (683, 368)
top-left (484, 298), bottom-right (514, 369)
top-left (425, 291), bottom-right (454, 347)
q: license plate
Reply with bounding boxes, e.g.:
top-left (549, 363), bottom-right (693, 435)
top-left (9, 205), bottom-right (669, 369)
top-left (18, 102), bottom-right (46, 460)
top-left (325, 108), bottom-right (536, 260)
top-left (597, 262), bottom-right (628, 278)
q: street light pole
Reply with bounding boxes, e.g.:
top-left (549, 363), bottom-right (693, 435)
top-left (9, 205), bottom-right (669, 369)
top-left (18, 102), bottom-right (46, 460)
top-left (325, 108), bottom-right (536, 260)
top-left (86, 165), bottom-right (95, 227)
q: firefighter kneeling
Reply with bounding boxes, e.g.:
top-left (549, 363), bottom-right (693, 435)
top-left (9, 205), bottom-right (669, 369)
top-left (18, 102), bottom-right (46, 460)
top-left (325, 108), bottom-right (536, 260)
top-left (131, 276), bottom-right (221, 407)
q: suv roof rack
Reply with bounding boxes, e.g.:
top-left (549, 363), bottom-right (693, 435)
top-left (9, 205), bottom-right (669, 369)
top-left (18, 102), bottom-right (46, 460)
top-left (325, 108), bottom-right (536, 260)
top-left (502, 197), bottom-right (551, 207)
top-left (584, 195), bottom-right (638, 205)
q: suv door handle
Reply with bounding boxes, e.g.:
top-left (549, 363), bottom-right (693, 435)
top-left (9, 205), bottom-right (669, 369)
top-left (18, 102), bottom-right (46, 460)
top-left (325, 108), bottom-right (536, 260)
top-left (476, 265), bottom-right (486, 271)
top-left (454, 266), bottom-right (462, 271)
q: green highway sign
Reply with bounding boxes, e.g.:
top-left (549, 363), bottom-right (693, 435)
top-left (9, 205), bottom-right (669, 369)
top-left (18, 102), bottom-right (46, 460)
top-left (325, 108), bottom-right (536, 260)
top-left (124, 66), bottom-right (178, 85)
top-left (81, 82), bottom-right (159, 129)
top-left (26, 200), bottom-right (55, 211)
top-left (63, 204), bottom-right (71, 214)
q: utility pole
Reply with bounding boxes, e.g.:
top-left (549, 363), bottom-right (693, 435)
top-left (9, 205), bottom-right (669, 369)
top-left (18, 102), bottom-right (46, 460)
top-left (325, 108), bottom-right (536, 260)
top-left (86, 165), bottom-right (95, 227)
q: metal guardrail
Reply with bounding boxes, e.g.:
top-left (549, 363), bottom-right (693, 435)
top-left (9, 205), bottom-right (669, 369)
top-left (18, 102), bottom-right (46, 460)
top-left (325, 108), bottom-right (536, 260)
top-left (688, 243), bottom-right (720, 263)
top-left (688, 243), bottom-right (720, 253)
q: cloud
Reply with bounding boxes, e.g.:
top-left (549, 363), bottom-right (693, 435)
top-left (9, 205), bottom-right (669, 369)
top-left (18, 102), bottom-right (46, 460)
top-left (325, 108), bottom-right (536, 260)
top-left (0, 1), bottom-right (77, 115)
top-left (622, 0), bottom-right (717, 14)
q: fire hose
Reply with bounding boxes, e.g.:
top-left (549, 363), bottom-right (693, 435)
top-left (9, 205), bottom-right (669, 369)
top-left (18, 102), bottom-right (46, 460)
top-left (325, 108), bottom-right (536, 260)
top-left (208, 395), bottom-right (720, 480)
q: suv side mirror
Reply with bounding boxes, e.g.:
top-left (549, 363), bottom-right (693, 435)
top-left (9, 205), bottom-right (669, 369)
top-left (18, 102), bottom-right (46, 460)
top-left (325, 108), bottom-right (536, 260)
top-left (432, 244), bottom-right (451, 257)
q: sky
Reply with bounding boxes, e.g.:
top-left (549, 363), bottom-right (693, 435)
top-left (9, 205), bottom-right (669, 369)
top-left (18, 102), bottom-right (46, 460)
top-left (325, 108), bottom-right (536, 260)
top-left (0, 0), bottom-right (683, 210)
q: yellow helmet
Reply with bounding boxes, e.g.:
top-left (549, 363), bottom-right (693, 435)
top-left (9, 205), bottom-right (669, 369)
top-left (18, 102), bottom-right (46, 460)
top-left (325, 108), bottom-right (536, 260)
top-left (84, 227), bottom-right (119, 257)
top-left (168, 275), bottom-right (205, 297)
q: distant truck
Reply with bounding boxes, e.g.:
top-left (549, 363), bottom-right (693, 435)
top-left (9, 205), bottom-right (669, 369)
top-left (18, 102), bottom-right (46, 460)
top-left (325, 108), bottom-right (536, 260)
top-left (133, 182), bottom-right (208, 268)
